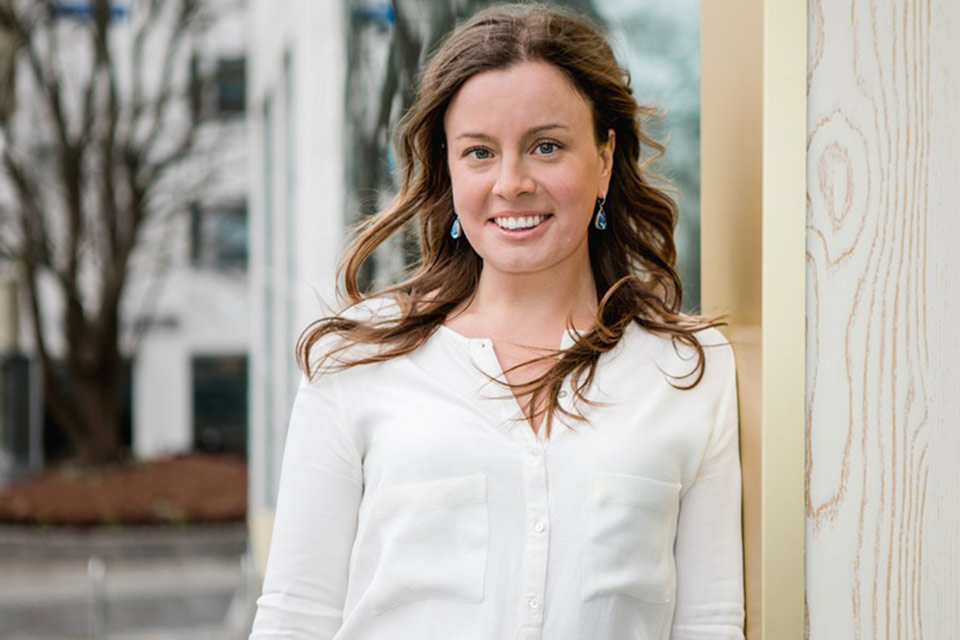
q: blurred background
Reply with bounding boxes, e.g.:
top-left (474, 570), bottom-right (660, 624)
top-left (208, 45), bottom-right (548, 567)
top-left (0, 0), bottom-right (700, 637)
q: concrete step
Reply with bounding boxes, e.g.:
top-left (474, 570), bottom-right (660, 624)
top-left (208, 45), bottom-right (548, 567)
top-left (0, 523), bottom-right (247, 561)
top-left (0, 526), bottom-right (259, 639)
top-left (0, 557), bottom-right (243, 605)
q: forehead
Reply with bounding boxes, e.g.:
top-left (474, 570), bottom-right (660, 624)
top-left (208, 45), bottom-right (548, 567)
top-left (443, 61), bottom-right (594, 137)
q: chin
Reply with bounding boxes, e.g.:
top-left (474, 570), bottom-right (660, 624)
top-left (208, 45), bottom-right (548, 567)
top-left (483, 256), bottom-right (554, 275)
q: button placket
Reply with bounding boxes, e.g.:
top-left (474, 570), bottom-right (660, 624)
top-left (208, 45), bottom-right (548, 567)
top-left (471, 335), bottom-right (553, 634)
top-left (519, 434), bottom-right (549, 629)
top-left (517, 627), bottom-right (541, 640)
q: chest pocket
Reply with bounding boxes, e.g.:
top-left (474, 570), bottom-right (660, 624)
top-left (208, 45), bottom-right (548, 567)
top-left (582, 470), bottom-right (682, 604)
top-left (369, 472), bottom-right (489, 614)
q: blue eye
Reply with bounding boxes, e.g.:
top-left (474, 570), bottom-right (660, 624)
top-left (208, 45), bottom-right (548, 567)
top-left (536, 141), bottom-right (560, 155)
top-left (466, 147), bottom-right (492, 160)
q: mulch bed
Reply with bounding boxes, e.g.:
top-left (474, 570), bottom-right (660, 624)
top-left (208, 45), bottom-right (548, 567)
top-left (0, 452), bottom-right (247, 527)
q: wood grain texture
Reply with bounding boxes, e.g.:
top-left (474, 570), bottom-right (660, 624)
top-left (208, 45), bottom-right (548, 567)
top-left (805, 0), bottom-right (960, 638)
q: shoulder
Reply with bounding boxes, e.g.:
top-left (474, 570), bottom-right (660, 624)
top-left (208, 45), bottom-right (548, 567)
top-left (687, 325), bottom-right (736, 371)
top-left (302, 295), bottom-right (403, 374)
top-left (627, 319), bottom-right (737, 392)
top-left (337, 294), bottom-right (403, 322)
top-left (628, 318), bottom-right (733, 357)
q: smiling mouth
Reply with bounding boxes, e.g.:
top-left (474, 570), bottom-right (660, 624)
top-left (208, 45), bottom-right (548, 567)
top-left (491, 214), bottom-right (552, 231)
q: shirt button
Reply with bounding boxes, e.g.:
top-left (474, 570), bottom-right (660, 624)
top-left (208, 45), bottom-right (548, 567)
top-left (528, 597), bottom-right (540, 609)
top-left (534, 521), bottom-right (546, 533)
top-left (558, 390), bottom-right (568, 398)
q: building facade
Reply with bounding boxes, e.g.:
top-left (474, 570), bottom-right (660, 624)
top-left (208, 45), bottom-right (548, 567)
top-left (246, 0), bottom-right (348, 571)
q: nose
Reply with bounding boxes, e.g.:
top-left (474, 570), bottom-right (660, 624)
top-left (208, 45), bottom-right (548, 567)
top-left (492, 154), bottom-right (536, 200)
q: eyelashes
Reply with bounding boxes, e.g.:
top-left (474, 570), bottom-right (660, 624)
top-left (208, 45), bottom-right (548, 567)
top-left (534, 141), bottom-right (561, 155)
top-left (465, 146), bottom-right (493, 160)
top-left (462, 139), bottom-right (563, 160)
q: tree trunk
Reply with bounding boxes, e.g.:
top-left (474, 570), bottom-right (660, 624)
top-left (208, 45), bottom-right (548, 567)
top-left (71, 367), bottom-right (127, 466)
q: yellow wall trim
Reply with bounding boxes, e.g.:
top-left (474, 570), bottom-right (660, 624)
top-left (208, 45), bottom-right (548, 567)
top-left (702, 1), bottom-right (807, 637)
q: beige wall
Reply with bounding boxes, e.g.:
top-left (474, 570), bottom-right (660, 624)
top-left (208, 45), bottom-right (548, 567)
top-left (701, 0), bottom-right (764, 636)
top-left (805, 0), bottom-right (960, 637)
top-left (702, 0), bottom-right (807, 637)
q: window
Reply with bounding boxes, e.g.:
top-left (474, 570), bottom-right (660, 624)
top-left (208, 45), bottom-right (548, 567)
top-left (189, 55), bottom-right (246, 120)
top-left (189, 203), bottom-right (248, 271)
top-left (191, 355), bottom-right (248, 458)
top-left (215, 57), bottom-right (246, 115)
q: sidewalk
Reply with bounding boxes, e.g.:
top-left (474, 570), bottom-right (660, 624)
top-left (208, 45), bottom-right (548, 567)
top-left (0, 522), bottom-right (247, 559)
top-left (0, 523), bottom-right (258, 639)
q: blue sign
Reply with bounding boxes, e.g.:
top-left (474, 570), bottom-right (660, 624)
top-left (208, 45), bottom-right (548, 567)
top-left (51, 2), bottom-right (130, 20)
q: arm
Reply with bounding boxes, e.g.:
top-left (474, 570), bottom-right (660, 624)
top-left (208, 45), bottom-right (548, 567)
top-left (249, 370), bottom-right (363, 639)
top-left (670, 345), bottom-right (746, 640)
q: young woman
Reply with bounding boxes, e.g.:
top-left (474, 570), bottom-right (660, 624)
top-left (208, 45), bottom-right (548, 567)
top-left (249, 4), bottom-right (744, 639)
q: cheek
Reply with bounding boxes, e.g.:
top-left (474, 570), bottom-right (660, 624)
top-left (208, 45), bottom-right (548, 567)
top-left (449, 172), bottom-right (488, 217)
top-left (554, 173), bottom-right (599, 220)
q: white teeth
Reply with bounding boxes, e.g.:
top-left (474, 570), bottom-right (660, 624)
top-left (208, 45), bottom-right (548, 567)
top-left (493, 214), bottom-right (547, 230)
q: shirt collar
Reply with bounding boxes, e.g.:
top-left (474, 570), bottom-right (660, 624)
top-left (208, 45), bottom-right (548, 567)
top-left (435, 324), bottom-right (589, 351)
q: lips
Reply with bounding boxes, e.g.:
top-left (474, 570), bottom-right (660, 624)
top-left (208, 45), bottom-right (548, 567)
top-left (486, 212), bottom-right (553, 237)
top-left (492, 213), bottom-right (550, 230)
top-left (488, 211), bottom-right (553, 230)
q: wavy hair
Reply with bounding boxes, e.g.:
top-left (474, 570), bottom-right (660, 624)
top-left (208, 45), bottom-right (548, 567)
top-left (297, 2), bottom-right (728, 438)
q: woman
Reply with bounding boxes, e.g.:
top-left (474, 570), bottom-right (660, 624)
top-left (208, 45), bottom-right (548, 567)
top-left (249, 3), bottom-right (744, 639)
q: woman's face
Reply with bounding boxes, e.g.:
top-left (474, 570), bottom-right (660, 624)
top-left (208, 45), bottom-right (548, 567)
top-left (443, 60), bottom-right (615, 278)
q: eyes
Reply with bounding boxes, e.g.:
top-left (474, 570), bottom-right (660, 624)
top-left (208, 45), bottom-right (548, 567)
top-left (463, 140), bottom-right (562, 161)
top-left (467, 147), bottom-right (493, 160)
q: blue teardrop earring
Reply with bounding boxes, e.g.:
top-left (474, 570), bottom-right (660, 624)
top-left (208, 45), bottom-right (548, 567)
top-left (450, 213), bottom-right (462, 239)
top-left (594, 195), bottom-right (608, 230)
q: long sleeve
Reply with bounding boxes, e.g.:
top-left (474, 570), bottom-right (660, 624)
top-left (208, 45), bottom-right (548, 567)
top-left (670, 345), bottom-right (746, 640)
top-left (249, 370), bottom-right (363, 639)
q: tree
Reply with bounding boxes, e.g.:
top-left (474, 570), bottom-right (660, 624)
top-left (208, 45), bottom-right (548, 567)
top-left (0, 0), bottom-right (219, 465)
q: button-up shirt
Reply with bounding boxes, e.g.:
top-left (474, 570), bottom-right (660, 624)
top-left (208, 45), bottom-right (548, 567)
top-left (249, 300), bottom-right (745, 639)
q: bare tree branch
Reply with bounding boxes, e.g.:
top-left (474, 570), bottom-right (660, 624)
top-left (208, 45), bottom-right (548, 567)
top-left (0, 139), bottom-right (86, 448)
top-left (90, 0), bottom-right (124, 341)
top-left (4, 4), bottom-right (93, 362)
top-left (125, 0), bottom-right (165, 141)
top-left (1, 142), bottom-right (53, 270)
top-left (0, 0), bottom-right (221, 464)
top-left (137, 0), bottom-right (200, 154)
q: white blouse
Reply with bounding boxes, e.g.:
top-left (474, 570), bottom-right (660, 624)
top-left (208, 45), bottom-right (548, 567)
top-left (249, 300), bottom-right (745, 640)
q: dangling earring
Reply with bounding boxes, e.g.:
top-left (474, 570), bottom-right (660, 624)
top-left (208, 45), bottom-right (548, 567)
top-left (450, 213), bottom-right (462, 239)
top-left (594, 195), bottom-right (608, 230)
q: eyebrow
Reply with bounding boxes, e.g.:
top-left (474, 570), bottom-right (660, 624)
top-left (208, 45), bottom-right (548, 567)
top-left (454, 123), bottom-right (570, 142)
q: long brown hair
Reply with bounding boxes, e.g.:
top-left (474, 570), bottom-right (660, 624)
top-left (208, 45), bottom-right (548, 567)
top-left (297, 2), bottom-right (728, 438)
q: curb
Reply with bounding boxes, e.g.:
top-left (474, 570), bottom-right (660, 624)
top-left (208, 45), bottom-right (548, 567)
top-left (0, 522), bottom-right (247, 560)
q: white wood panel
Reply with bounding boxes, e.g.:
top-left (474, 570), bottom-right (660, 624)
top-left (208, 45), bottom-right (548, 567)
top-left (806, 0), bottom-right (960, 637)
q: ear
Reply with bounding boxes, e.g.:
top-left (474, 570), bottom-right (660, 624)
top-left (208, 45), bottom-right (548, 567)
top-left (599, 128), bottom-right (616, 195)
